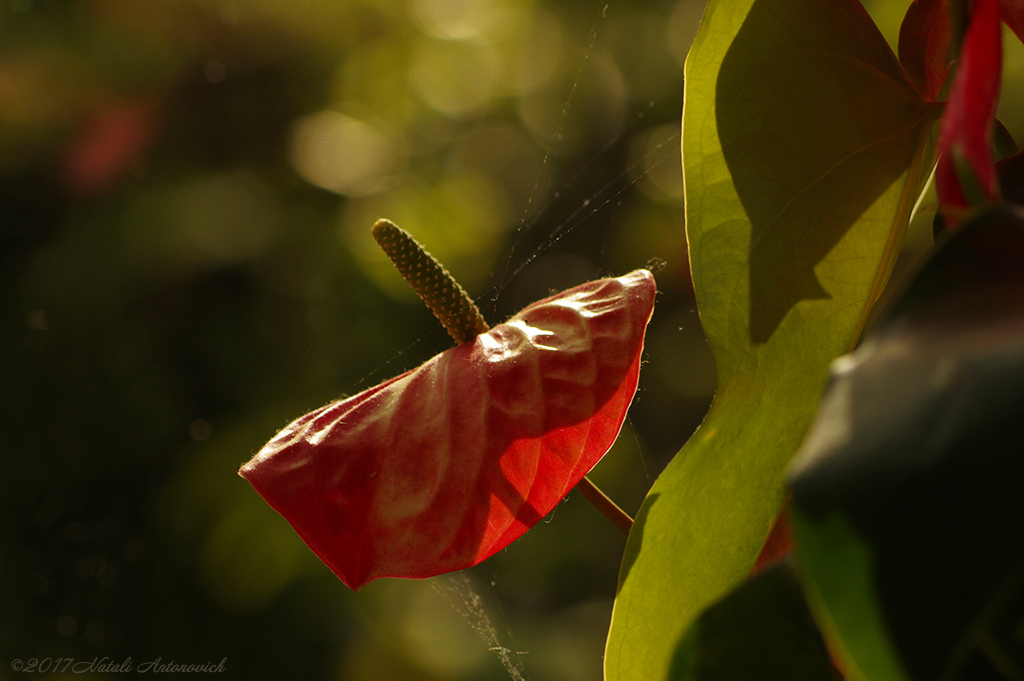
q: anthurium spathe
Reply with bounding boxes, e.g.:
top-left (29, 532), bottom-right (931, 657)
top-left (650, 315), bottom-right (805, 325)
top-left (240, 221), bottom-right (656, 590)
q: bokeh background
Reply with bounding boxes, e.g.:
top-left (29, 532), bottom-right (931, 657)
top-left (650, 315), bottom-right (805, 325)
top-left (2, 1), bottom-right (1022, 680)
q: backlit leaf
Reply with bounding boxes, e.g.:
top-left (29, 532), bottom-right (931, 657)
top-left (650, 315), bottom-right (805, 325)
top-left (606, 1), bottom-right (937, 679)
top-left (240, 270), bottom-right (655, 590)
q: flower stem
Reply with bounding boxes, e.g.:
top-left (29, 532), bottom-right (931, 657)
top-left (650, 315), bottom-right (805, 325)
top-left (576, 476), bottom-right (634, 535)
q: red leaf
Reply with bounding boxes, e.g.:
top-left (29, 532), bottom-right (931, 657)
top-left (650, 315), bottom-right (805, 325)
top-left (240, 270), bottom-right (656, 590)
top-left (935, 0), bottom-right (1002, 224)
top-left (1000, 0), bottom-right (1024, 44)
top-left (899, 0), bottom-right (953, 102)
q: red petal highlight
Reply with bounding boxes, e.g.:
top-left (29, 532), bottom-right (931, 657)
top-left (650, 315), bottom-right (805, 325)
top-left (240, 270), bottom-right (656, 589)
top-left (936, 0), bottom-right (1002, 224)
top-left (899, 0), bottom-right (953, 102)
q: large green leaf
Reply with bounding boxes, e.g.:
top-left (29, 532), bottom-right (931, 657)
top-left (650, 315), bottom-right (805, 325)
top-left (605, 1), bottom-right (938, 679)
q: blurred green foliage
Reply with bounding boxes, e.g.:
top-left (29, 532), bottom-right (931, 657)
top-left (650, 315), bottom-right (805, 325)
top-left (2, 0), bottom-right (1022, 680)
top-left (0, 0), bottom-right (702, 679)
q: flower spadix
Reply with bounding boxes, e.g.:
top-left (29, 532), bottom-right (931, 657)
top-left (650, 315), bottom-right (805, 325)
top-left (240, 220), bottom-right (656, 590)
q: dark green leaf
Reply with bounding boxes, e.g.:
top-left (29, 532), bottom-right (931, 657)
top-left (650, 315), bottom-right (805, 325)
top-left (670, 562), bottom-right (839, 681)
top-left (790, 207), bottom-right (1024, 680)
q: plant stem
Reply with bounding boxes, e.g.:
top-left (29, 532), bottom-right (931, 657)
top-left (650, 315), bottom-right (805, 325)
top-left (576, 476), bottom-right (634, 535)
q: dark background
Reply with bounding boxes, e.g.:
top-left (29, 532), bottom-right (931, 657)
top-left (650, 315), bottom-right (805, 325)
top-left (1, 1), bottom-right (1020, 680)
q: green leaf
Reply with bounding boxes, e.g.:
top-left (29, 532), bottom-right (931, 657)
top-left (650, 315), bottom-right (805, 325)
top-left (790, 511), bottom-right (910, 681)
top-left (606, 1), bottom-right (938, 679)
top-left (669, 561), bottom-right (839, 681)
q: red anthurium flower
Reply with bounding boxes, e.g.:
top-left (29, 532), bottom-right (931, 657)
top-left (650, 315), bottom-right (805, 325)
top-left (935, 0), bottom-right (1002, 226)
top-left (240, 221), bottom-right (655, 590)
